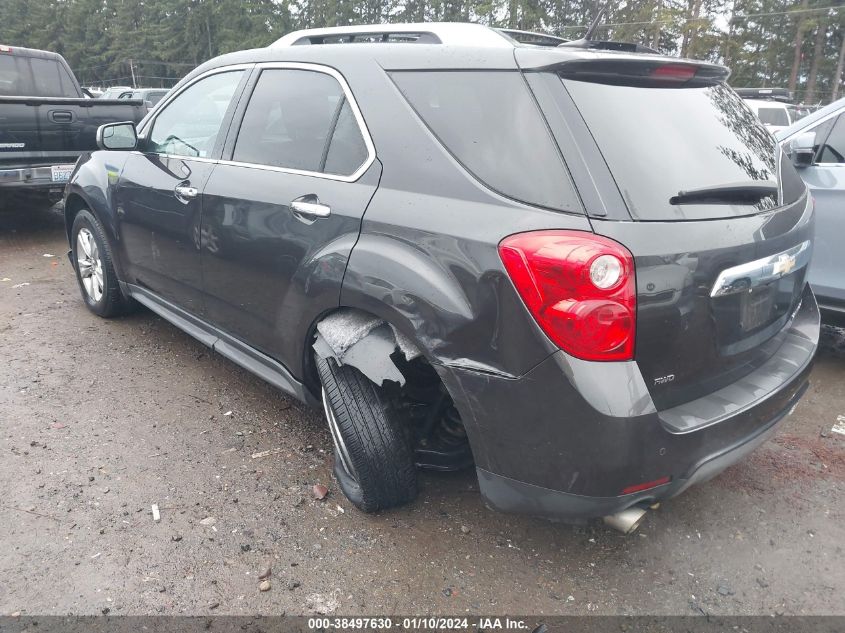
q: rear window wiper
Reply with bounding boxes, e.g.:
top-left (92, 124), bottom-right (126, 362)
top-left (670, 181), bottom-right (777, 205)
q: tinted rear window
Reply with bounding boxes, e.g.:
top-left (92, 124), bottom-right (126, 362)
top-left (391, 71), bottom-right (581, 213)
top-left (757, 106), bottom-right (789, 126)
top-left (562, 80), bottom-right (780, 220)
top-left (0, 55), bottom-right (28, 95)
top-left (0, 55), bottom-right (77, 97)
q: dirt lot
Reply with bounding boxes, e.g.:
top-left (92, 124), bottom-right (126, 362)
top-left (1, 202), bottom-right (843, 617)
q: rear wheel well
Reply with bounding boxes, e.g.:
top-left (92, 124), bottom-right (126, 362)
top-left (306, 307), bottom-right (473, 472)
top-left (302, 307), bottom-right (433, 398)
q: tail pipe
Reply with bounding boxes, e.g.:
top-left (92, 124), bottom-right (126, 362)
top-left (603, 506), bottom-right (648, 534)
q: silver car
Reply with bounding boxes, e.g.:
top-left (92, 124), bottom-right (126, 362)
top-left (778, 98), bottom-right (845, 323)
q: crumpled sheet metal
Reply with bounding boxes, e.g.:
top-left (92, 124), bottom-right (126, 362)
top-left (314, 308), bottom-right (422, 386)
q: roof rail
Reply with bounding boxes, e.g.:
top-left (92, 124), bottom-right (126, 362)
top-left (271, 23), bottom-right (513, 48)
top-left (496, 28), bottom-right (568, 47)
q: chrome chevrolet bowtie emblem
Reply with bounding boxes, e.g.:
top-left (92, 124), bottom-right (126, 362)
top-left (773, 253), bottom-right (797, 276)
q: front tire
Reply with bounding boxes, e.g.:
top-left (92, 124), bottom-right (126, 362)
top-left (317, 356), bottom-right (418, 513)
top-left (70, 208), bottom-right (130, 318)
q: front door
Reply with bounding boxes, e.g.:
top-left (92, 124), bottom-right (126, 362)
top-left (200, 65), bottom-right (379, 370)
top-left (116, 68), bottom-right (248, 314)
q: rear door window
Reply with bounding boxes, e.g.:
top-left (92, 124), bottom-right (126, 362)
top-left (323, 100), bottom-right (369, 176)
top-left (562, 79), bottom-right (781, 220)
top-left (391, 70), bottom-right (581, 213)
top-left (29, 57), bottom-right (78, 97)
top-left (232, 68), bottom-right (369, 177)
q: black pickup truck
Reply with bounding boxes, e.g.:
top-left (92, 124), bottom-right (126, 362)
top-left (0, 45), bottom-right (146, 203)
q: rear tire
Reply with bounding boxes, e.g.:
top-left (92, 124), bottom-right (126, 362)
top-left (317, 356), bottom-right (418, 513)
top-left (71, 208), bottom-right (133, 318)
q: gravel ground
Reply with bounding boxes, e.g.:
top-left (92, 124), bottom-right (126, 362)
top-left (1, 202), bottom-right (843, 617)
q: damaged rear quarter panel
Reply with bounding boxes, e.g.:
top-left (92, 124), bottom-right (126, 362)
top-left (339, 187), bottom-right (589, 378)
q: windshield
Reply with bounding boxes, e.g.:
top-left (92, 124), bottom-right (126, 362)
top-left (758, 107), bottom-right (790, 126)
top-left (562, 79), bottom-right (780, 220)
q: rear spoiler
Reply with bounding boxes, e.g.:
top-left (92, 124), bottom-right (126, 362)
top-left (546, 58), bottom-right (731, 87)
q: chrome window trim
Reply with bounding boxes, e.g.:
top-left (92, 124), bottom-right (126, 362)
top-left (127, 153), bottom-right (220, 165)
top-left (137, 63), bottom-right (254, 139)
top-left (131, 61), bottom-right (375, 182)
top-left (218, 62), bottom-right (376, 183)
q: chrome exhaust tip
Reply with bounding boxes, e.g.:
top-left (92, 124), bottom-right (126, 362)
top-left (603, 506), bottom-right (648, 534)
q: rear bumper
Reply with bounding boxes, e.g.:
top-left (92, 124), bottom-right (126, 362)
top-left (0, 163), bottom-right (75, 191)
top-left (440, 285), bottom-right (819, 521)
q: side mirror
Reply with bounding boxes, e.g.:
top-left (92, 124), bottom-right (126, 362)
top-left (96, 122), bottom-right (137, 151)
top-left (787, 131), bottom-right (816, 169)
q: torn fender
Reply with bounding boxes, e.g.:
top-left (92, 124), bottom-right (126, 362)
top-left (313, 308), bottom-right (422, 386)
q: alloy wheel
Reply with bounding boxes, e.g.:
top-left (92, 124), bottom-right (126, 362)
top-left (322, 387), bottom-right (359, 482)
top-left (76, 228), bottom-right (104, 302)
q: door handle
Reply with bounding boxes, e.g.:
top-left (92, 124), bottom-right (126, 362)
top-left (174, 184), bottom-right (198, 202)
top-left (291, 198), bottom-right (331, 219)
top-left (49, 110), bottom-right (73, 123)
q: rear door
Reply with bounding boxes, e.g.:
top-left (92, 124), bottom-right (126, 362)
top-left (200, 64), bottom-right (379, 370)
top-left (116, 68), bottom-right (248, 314)
top-left (796, 113), bottom-right (845, 308)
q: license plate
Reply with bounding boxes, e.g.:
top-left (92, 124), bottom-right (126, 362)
top-left (739, 286), bottom-right (775, 331)
top-left (51, 165), bottom-right (74, 183)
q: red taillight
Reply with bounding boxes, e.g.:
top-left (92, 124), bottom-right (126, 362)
top-left (498, 230), bottom-right (636, 362)
top-left (651, 64), bottom-right (697, 82)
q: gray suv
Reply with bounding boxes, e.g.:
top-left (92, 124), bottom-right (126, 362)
top-left (777, 97), bottom-right (845, 323)
top-left (63, 23), bottom-right (819, 533)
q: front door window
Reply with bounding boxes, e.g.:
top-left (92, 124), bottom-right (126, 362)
top-left (147, 70), bottom-right (244, 158)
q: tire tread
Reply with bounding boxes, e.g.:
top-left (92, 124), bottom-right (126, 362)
top-left (317, 356), bottom-right (417, 513)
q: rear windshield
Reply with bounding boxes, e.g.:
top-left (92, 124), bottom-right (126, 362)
top-left (757, 106), bottom-right (789, 127)
top-left (0, 54), bottom-right (78, 97)
top-left (562, 80), bottom-right (780, 220)
top-left (0, 55), bottom-right (28, 95)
